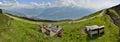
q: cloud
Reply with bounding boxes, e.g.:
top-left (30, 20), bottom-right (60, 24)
top-left (0, 2), bottom-right (13, 7)
top-left (0, 0), bottom-right (120, 10)
top-left (56, 0), bottom-right (119, 10)
top-left (0, 0), bottom-right (17, 7)
top-left (0, 2), bottom-right (2, 4)
top-left (86, 0), bottom-right (119, 9)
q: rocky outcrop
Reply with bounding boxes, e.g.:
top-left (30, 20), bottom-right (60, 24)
top-left (106, 9), bottom-right (120, 28)
top-left (105, 4), bottom-right (120, 41)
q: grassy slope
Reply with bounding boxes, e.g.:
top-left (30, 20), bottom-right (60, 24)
top-left (0, 10), bottom-right (119, 42)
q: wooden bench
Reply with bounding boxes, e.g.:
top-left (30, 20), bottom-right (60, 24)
top-left (85, 25), bottom-right (104, 37)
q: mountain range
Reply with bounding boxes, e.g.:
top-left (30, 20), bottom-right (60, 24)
top-left (3, 7), bottom-right (95, 21)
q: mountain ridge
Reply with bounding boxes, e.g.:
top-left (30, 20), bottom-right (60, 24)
top-left (3, 7), bottom-right (94, 21)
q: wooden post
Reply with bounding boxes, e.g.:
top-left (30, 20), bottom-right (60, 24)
top-left (97, 28), bottom-right (100, 36)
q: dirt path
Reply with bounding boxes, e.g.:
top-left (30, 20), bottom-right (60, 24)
top-left (4, 14), bottom-right (44, 24)
top-left (4, 10), bottom-right (105, 24)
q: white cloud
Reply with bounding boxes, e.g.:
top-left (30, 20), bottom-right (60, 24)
top-left (55, 0), bottom-right (119, 10)
top-left (81, 0), bottom-right (118, 9)
top-left (0, 0), bottom-right (120, 10)
top-left (0, 2), bottom-right (13, 7)
top-left (0, 0), bottom-right (16, 7)
top-left (0, 2), bottom-right (2, 4)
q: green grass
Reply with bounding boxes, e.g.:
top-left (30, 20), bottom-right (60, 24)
top-left (0, 13), bottom-right (9, 28)
top-left (108, 9), bottom-right (119, 16)
top-left (76, 10), bottom-right (102, 20)
top-left (0, 11), bottom-right (119, 42)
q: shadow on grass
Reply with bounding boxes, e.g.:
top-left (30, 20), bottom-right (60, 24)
top-left (86, 33), bottom-right (104, 41)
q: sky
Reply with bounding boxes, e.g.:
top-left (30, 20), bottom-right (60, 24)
top-left (0, 0), bottom-right (120, 10)
top-left (16, 0), bottom-right (56, 4)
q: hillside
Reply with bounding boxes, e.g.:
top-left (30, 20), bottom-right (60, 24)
top-left (0, 4), bottom-right (120, 42)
